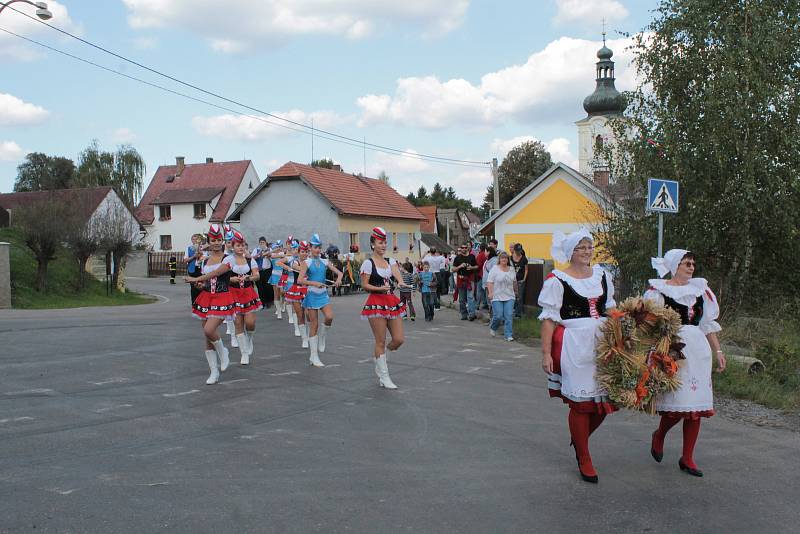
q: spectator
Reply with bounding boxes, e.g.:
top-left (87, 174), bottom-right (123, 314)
top-left (511, 243), bottom-right (529, 318)
top-left (326, 246), bottom-right (344, 297)
top-left (423, 247), bottom-right (445, 310)
top-left (399, 261), bottom-right (416, 321)
top-left (475, 243), bottom-right (488, 310)
top-left (487, 251), bottom-right (518, 341)
top-left (417, 260), bottom-right (437, 321)
top-left (452, 243), bottom-right (478, 321)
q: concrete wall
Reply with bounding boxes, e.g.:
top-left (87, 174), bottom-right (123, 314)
top-left (125, 250), bottom-right (149, 278)
top-left (238, 179), bottom-right (341, 248)
top-left (0, 242), bottom-right (10, 308)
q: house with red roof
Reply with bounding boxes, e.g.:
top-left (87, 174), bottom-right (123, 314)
top-left (228, 162), bottom-right (426, 259)
top-left (135, 157), bottom-right (259, 250)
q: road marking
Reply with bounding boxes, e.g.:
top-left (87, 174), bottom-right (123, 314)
top-left (428, 328), bottom-right (442, 331)
top-left (431, 377), bottom-right (449, 383)
top-left (487, 359), bottom-right (509, 365)
top-left (148, 371), bottom-right (174, 377)
top-left (464, 342), bottom-right (481, 347)
top-left (357, 358), bottom-right (372, 363)
top-left (325, 364), bottom-right (341, 368)
top-left (465, 367), bottom-right (490, 373)
top-left (162, 389), bottom-right (200, 398)
top-left (457, 348), bottom-right (477, 353)
top-left (150, 293), bottom-right (170, 304)
top-left (137, 482), bottom-right (169, 487)
top-left (508, 346), bottom-right (525, 352)
top-left (0, 416), bottom-right (34, 424)
top-left (264, 354), bottom-right (283, 359)
top-left (94, 404), bottom-right (133, 413)
top-left (90, 377), bottom-right (130, 386)
top-left (269, 371), bottom-right (300, 376)
top-left (47, 488), bottom-right (77, 495)
top-left (511, 354), bottom-right (528, 359)
top-left (220, 379), bottom-right (249, 385)
top-left (4, 388), bottom-right (53, 395)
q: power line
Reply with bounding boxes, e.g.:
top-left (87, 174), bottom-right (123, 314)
top-left (4, 4), bottom-right (491, 167)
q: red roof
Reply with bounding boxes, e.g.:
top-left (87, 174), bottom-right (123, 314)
top-left (136, 160), bottom-right (251, 224)
top-left (0, 186), bottom-right (114, 223)
top-left (268, 162), bottom-right (425, 220)
top-left (417, 205), bottom-right (437, 233)
top-left (152, 187), bottom-right (225, 205)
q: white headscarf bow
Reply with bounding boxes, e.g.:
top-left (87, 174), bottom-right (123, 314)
top-left (551, 228), bottom-right (593, 263)
top-left (651, 248), bottom-right (689, 278)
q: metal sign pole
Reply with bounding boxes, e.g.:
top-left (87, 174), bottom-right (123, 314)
top-left (658, 212), bottom-right (664, 257)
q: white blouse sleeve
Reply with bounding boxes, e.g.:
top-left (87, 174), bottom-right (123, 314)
top-left (699, 287), bottom-right (722, 334)
top-left (642, 288), bottom-right (665, 306)
top-left (602, 269), bottom-right (616, 309)
top-left (249, 259), bottom-right (259, 271)
top-left (222, 255), bottom-right (235, 268)
top-left (537, 276), bottom-right (564, 322)
top-left (359, 260), bottom-right (372, 276)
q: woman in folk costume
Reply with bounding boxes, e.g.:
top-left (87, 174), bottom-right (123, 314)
top-left (299, 234), bottom-right (344, 367)
top-left (278, 239), bottom-right (302, 329)
top-left (226, 230), bottom-right (262, 365)
top-left (646, 249), bottom-right (726, 477)
top-left (276, 236), bottom-right (294, 319)
top-left (282, 241), bottom-right (311, 346)
top-left (359, 227), bottom-right (409, 390)
top-left (185, 223), bottom-right (235, 385)
top-left (221, 223), bottom-right (239, 348)
top-left (267, 240), bottom-right (286, 319)
top-left (538, 228), bottom-right (616, 483)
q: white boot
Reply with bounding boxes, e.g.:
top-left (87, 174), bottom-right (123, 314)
top-left (212, 338), bottom-right (230, 372)
top-left (225, 319), bottom-right (234, 335)
top-left (276, 303), bottom-right (283, 320)
top-left (288, 306), bottom-right (295, 324)
top-left (309, 336), bottom-right (324, 367)
top-left (230, 331), bottom-right (239, 347)
top-left (300, 324), bottom-right (309, 348)
top-left (293, 319), bottom-right (301, 337)
top-left (318, 324), bottom-right (329, 353)
top-left (375, 354), bottom-right (397, 389)
top-left (205, 350), bottom-right (220, 385)
top-left (236, 333), bottom-right (250, 365)
top-left (246, 329), bottom-right (255, 357)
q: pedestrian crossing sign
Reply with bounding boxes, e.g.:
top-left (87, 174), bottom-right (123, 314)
top-left (647, 178), bottom-right (679, 213)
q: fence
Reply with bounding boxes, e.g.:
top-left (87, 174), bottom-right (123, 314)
top-left (148, 251), bottom-right (188, 277)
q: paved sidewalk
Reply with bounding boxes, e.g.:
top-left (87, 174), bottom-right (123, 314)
top-left (0, 278), bottom-right (798, 533)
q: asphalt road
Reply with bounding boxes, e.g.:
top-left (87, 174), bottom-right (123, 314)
top-left (1, 278), bottom-right (798, 533)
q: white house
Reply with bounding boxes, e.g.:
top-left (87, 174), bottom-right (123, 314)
top-left (135, 157), bottom-right (259, 251)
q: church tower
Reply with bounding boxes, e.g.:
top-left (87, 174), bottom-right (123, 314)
top-left (575, 33), bottom-right (627, 183)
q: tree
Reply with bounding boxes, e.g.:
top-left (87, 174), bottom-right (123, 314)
top-left (13, 194), bottom-right (74, 292)
top-left (64, 197), bottom-right (102, 291)
top-left (311, 158), bottom-right (335, 169)
top-left (482, 140), bottom-right (553, 212)
top-left (14, 153), bottom-right (76, 192)
top-left (600, 0), bottom-right (800, 312)
top-left (96, 200), bottom-right (140, 291)
top-left (75, 140), bottom-right (146, 209)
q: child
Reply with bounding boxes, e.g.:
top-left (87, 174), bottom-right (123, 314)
top-left (399, 261), bottom-right (416, 321)
top-left (417, 260), bottom-right (437, 321)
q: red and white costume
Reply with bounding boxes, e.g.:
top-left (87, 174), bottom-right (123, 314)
top-left (192, 259), bottom-right (236, 320)
top-left (226, 255), bottom-right (262, 315)
top-left (284, 255), bottom-right (308, 303)
top-left (360, 257), bottom-right (406, 320)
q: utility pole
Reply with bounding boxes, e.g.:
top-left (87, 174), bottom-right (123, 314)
top-left (491, 158), bottom-right (499, 211)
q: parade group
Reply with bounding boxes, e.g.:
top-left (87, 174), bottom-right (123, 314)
top-left (183, 223), bottom-right (727, 484)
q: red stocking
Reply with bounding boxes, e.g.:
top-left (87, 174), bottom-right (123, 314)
top-left (589, 413), bottom-right (606, 436)
top-left (568, 409), bottom-right (595, 477)
top-left (653, 414), bottom-right (681, 455)
top-left (682, 419), bottom-right (701, 469)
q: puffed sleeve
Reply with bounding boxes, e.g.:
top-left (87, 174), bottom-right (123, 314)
top-left (249, 259), bottom-right (259, 271)
top-left (602, 269), bottom-right (617, 309)
top-left (699, 287), bottom-right (722, 334)
top-left (359, 260), bottom-right (372, 276)
top-left (537, 275), bottom-right (564, 322)
top-left (642, 288), bottom-right (665, 306)
top-left (222, 255), bottom-right (235, 268)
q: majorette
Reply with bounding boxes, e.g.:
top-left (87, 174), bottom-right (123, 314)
top-left (267, 239), bottom-right (286, 319)
top-left (298, 233), bottom-right (344, 367)
top-left (226, 230), bottom-right (262, 365)
top-left (283, 240), bottom-right (310, 346)
top-left (359, 226), bottom-right (409, 389)
top-left (538, 228), bottom-right (617, 483)
top-left (646, 249), bottom-right (726, 478)
top-left (184, 223), bottom-right (235, 385)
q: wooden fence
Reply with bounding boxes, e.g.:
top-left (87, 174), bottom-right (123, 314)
top-left (148, 251), bottom-right (189, 277)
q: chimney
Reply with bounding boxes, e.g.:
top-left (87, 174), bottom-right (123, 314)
top-left (176, 156), bottom-right (185, 176)
top-left (593, 168), bottom-right (609, 189)
top-left (332, 164), bottom-right (342, 172)
top-left (206, 157), bottom-right (214, 164)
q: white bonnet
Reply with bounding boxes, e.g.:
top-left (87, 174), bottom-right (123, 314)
top-left (551, 228), bottom-right (593, 263)
top-left (651, 248), bottom-right (689, 277)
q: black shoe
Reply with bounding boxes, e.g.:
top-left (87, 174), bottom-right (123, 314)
top-left (651, 431), bottom-right (663, 463)
top-left (460, 317), bottom-right (468, 320)
top-left (468, 316), bottom-right (476, 321)
top-left (678, 458), bottom-right (703, 477)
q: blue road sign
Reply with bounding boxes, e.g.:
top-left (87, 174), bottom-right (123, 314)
top-left (648, 178), bottom-right (679, 213)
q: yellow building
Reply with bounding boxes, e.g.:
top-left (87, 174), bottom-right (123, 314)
top-left (477, 162), bottom-right (608, 260)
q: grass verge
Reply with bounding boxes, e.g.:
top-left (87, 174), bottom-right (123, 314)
top-left (1, 228), bottom-right (156, 309)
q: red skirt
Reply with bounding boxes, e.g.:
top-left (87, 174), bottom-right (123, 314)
top-left (549, 324), bottom-right (617, 415)
top-left (284, 284), bottom-right (308, 303)
top-left (278, 273), bottom-right (289, 286)
top-left (230, 286), bottom-right (262, 314)
top-left (361, 293), bottom-right (406, 319)
top-left (193, 290), bottom-right (236, 320)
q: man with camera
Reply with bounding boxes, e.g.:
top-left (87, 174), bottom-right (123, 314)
top-left (451, 242), bottom-right (478, 321)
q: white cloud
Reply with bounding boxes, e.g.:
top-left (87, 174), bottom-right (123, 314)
top-left (372, 149), bottom-right (431, 175)
top-left (357, 35), bottom-right (637, 129)
top-left (192, 110), bottom-right (348, 141)
top-left (112, 127), bottom-right (137, 143)
top-left (122, 0), bottom-right (469, 53)
top-left (0, 1), bottom-right (81, 62)
top-left (490, 135), bottom-right (578, 169)
top-left (133, 36), bottom-right (158, 50)
top-left (553, 0), bottom-right (629, 25)
top-left (0, 141), bottom-right (24, 162)
top-left (0, 93), bottom-right (49, 126)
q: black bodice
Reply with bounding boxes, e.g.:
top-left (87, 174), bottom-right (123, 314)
top-left (558, 273), bottom-right (608, 320)
top-left (661, 293), bottom-right (704, 326)
top-left (367, 258), bottom-right (395, 293)
top-left (203, 270), bottom-right (232, 293)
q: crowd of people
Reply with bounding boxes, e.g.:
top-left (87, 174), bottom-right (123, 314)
top-left (181, 224), bottom-right (727, 484)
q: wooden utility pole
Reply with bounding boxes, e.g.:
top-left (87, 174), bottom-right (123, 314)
top-left (491, 158), bottom-right (499, 211)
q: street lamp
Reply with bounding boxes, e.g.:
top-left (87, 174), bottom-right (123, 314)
top-left (0, 1), bottom-right (53, 20)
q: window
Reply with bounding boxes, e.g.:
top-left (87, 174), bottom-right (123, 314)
top-left (158, 205), bottom-right (171, 221)
top-left (595, 134), bottom-right (604, 150)
top-left (349, 233), bottom-right (358, 247)
top-left (160, 235), bottom-right (173, 250)
top-left (408, 233), bottom-right (415, 251)
top-left (193, 203), bottom-right (207, 219)
top-left (392, 232), bottom-right (398, 251)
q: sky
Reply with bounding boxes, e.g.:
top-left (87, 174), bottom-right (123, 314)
top-left (1, 0), bottom-right (660, 205)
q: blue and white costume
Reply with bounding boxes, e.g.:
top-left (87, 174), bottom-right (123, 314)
top-left (302, 257), bottom-right (330, 310)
